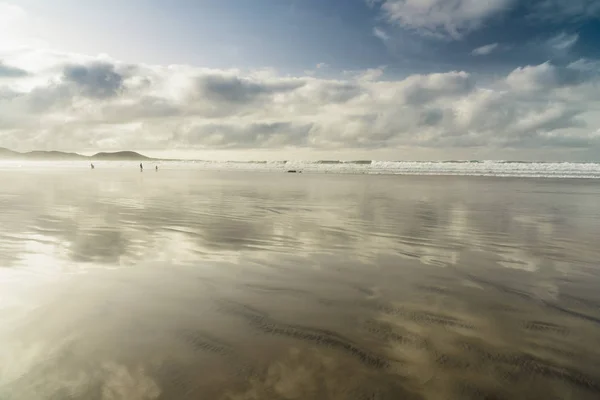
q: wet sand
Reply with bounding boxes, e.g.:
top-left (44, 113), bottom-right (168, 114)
top-left (1, 169), bottom-right (600, 399)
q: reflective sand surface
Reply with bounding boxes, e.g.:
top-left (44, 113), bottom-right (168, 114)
top-left (1, 169), bottom-right (600, 399)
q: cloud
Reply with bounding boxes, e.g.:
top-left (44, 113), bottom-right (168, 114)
top-left (356, 67), bottom-right (385, 82)
top-left (195, 73), bottom-right (304, 105)
top-left (547, 32), bottom-right (579, 51)
top-left (1, 48), bottom-right (600, 154)
top-left (399, 71), bottom-right (474, 104)
top-left (530, 0), bottom-right (600, 21)
top-left (373, 0), bottom-right (515, 39)
top-left (471, 43), bottom-right (499, 56)
top-left (0, 61), bottom-right (28, 77)
top-left (568, 58), bottom-right (600, 71)
top-left (505, 61), bottom-right (596, 91)
top-left (172, 121), bottom-right (312, 149)
top-left (0, 2), bottom-right (46, 51)
top-left (372, 1), bottom-right (599, 39)
top-left (62, 62), bottom-right (126, 98)
top-left (373, 27), bottom-right (390, 42)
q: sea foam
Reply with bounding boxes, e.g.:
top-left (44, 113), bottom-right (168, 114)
top-left (1, 160), bottom-right (600, 179)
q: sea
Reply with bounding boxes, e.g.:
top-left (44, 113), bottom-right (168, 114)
top-left (1, 160), bottom-right (600, 399)
top-left (2, 159), bottom-right (600, 178)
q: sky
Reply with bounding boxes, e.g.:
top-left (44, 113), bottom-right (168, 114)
top-left (1, 0), bottom-right (600, 161)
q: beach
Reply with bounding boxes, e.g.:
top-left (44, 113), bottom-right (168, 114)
top-left (1, 167), bottom-right (600, 399)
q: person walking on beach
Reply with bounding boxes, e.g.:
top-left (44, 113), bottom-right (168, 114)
top-left (90, 163), bottom-right (94, 169)
top-left (155, 165), bottom-right (158, 171)
top-left (140, 162), bottom-right (143, 171)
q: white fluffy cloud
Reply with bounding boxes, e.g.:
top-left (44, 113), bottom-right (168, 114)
top-left (373, 27), bottom-right (391, 42)
top-left (1, 49), bottom-right (600, 154)
top-left (505, 61), bottom-right (597, 91)
top-left (471, 43), bottom-right (499, 56)
top-left (547, 32), bottom-right (579, 51)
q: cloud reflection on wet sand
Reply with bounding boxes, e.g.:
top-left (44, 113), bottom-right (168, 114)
top-left (1, 170), bottom-right (600, 399)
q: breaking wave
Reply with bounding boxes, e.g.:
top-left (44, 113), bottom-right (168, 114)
top-left (2, 159), bottom-right (600, 179)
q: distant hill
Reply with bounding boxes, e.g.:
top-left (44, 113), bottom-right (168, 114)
top-left (0, 148), bottom-right (20, 158)
top-left (91, 151), bottom-right (151, 160)
top-left (25, 150), bottom-right (85, 160)
top-left (0, 147), bottom-right (153, 161)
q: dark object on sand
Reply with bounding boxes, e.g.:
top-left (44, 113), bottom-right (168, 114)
top-left (155, 165), bottom-right (158, 171)
top-left (90, 163), bottom-right (94, 169)
top-left (287, 170), bottom-right (302, 173)
top-left (140, 163), bottom-right (143, 171)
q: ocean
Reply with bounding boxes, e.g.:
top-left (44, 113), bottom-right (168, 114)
top-left (1, 165), bottom-right (599, 399)
top-left (1, 159), bottom-right (600, 178)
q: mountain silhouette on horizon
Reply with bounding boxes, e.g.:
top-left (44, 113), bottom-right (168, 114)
top-left (0, 148), bottom-right (153, 161)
